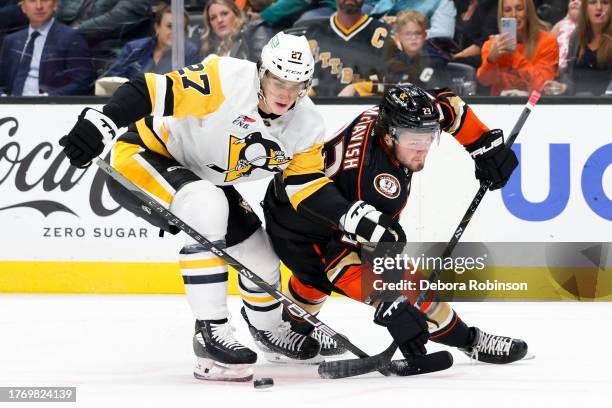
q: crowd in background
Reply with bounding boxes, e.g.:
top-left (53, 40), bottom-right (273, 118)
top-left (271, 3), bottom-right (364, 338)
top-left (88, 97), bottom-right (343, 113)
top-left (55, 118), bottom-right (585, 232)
top-left (0, 0), bottom-right (610, 97)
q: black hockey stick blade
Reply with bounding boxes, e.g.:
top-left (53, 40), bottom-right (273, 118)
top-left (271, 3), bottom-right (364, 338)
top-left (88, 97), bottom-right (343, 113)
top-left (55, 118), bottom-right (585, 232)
top-left (386, 351), bottom-right (454, 376)
top-left (318, 342), bottom-right (396, 379)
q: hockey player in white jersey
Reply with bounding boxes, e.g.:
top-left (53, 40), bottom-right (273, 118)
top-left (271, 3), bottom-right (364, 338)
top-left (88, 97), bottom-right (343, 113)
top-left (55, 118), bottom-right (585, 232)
top-left (59, 33), bottom-right (384, 381)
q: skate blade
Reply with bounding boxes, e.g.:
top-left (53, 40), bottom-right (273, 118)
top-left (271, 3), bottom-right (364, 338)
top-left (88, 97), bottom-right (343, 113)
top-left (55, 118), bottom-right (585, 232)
top-left (522, 352), bottom-right (536, 360)
top-left (263, 351), bottom-right (325, 365)
top-left (319, 350), bottom-right (349, 358)
top-left (193, 358), bottom-right (254, 382)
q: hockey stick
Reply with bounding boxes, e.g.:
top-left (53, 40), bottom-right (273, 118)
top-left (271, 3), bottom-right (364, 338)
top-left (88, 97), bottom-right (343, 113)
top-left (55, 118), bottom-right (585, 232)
top-left (319, 91), bottom-right (541, 379)
top-left (92, 156), bottom-right (410, 377)
top-left (415, 91), bottom-right (541, 306)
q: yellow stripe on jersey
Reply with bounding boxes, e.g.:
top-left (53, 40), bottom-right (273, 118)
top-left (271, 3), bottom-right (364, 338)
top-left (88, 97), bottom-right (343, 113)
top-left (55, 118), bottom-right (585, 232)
top-left (353, 80), bottom-right (375, 97)
top-left (143, 57), bottom-right (225, 119)
top-left (159, 123), bottom-right (170, 144)
top-left (333, 14), bottom-right (369, 35)
top-left (113, 141), bottom-right (174, 206)
top-left (283, 143), bottom-right (325, 178)
top-left (144, 72), bottom-right (158, 113)
top-left (179, 258), bottom-right (228, 269)
top-left (135, 119), bottom-right (172, 158)
top-left (289, 177), bottom-right (332, 209)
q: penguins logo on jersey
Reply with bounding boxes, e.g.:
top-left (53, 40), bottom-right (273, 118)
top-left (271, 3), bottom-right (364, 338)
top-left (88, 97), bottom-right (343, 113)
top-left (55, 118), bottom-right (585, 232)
top-left (208, 132), bottom-right (291, 182)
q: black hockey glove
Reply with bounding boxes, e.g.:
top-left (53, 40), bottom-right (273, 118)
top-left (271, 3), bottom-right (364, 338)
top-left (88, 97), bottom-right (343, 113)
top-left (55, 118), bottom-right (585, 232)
top-left (339, 201), bottom-right (406, 243)
top-left (465, 129), bottom-right (518, 190)
top-left (59, 108), bottom-right (118, 168)
top-left (374, 295), bottom-right (430, 357)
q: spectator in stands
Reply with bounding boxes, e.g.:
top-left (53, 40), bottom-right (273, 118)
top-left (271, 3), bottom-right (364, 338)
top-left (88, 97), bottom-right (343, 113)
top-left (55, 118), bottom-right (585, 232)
top-left (339, 10), bottom-right (448, 95)
top-left (201, 0), bottom-right (249, 58)
top-left (451, 0), bottom-right (499, 68)
top-left (105, 4), bottom-right (200, 78)
top-left (55, 0), bottom-right (152, 70)
top-left (544, 0), bottom-right (611, 95)
top-left (248, 0), bottom-right (377, 28)
top-left (551, 0), bottom-right (581, 69)
top-left (289, 0), bottom-right (393, 96)
top-left (476, 0), bottom-right (559, 95)
top-left (371, 0), bottom-right (458, 38)
top-left (0, 0), bottom-right (28, 44)
top-left (0, 0), bottom-right (94, 96)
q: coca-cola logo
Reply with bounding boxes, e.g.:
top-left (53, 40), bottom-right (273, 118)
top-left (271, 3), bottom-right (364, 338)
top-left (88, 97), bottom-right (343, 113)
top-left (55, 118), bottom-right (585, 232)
top-left (0, 116), bottom-right (120, 218)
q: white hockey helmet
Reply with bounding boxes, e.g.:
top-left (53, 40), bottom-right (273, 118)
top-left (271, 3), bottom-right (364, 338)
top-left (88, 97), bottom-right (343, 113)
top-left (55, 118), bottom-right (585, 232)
top-left (259, 32), bottom-right (314, 89)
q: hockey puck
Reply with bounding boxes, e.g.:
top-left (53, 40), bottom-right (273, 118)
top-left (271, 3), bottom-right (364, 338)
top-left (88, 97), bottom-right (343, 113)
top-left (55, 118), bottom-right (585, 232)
top-left (253, 377), bottom-right (274, 389)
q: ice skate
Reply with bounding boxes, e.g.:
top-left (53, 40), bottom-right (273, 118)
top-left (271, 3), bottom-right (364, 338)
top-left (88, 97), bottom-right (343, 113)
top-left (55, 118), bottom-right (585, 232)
top-left (241, 307), bottom-right (321, 363)
top-left (310, 327), bottom-right (347, 357)
top-left (460, 327), bottom-right (528, 364)
top-left (192, 319), bottom-right (257, 382)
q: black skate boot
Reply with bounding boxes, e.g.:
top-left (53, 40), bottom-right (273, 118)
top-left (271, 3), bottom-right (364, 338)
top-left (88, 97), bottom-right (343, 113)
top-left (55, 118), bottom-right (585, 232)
top-left (310, 328), bottom-right (347, 357)
top-left (193, 318), bottom-right (258, 382)
top-left (460, 327), bottom-right (528, 364)
top-left (241, 307), bottom-right (321, 363)
top-left (281, 306), bottom-right (346, 357)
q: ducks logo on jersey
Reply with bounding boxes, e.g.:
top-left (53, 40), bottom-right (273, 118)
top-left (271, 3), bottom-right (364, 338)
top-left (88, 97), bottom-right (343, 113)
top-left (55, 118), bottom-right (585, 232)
top-left (207, 131), bottom-right (291, 182)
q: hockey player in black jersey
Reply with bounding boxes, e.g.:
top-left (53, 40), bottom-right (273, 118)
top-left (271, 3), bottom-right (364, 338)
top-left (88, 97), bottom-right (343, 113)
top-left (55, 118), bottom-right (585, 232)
top-left (261, 84), bottom-right (529, 364)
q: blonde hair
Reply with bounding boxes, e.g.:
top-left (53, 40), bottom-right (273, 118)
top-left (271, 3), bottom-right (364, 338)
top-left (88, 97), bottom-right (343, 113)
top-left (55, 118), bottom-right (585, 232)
top-left (498, 0), bottom-right (549, 59)
top-left (393, 10), bottom-right (428, 33)
top-left (576, 0), bottom-right (612, 68)
top-left (201, 0), bottom-right (246, 57)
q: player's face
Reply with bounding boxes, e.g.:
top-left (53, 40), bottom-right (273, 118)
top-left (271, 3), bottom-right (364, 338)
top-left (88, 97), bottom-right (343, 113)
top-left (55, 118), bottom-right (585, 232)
top-left (21, 0), bottom-right (57, 28)
top-left (260, 73), bottom-right (306, 115)
top-left (384, 132), bottom-right (432, 172)
top-left (208, 3), bottom-right (237, 39)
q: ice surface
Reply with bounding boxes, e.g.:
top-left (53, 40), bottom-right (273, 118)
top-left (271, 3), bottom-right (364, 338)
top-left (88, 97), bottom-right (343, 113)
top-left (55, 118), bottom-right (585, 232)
top-left (0, 295), bottom-right (610, 407)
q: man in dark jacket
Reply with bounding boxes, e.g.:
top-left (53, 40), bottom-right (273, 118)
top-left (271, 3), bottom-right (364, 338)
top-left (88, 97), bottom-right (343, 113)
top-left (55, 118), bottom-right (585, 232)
top-left (55, 0), bottom-right (152, 68)
top-left (0, 0), bottom-right (28, 43)
top-left (0, 0), bottom-right (94, 96)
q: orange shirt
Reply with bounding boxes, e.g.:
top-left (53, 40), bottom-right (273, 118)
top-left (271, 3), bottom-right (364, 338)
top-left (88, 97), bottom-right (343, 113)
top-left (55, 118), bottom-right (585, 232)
top-left (477, 30), bottom-right (559, 96)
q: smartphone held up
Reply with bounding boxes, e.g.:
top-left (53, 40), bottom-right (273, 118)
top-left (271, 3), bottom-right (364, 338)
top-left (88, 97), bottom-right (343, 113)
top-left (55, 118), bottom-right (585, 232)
top-left (500, 17), bottom-right (517, 51)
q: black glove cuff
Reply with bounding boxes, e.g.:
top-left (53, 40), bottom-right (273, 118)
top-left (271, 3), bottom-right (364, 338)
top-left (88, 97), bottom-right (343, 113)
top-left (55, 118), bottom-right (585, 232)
top-left (465, 129), bottom-right (504, 160)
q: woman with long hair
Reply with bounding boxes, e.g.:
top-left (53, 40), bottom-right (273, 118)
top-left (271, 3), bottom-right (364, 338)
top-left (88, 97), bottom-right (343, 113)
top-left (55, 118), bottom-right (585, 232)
top-left (200, 0), bottom-right (247, 58)
top-left (106, 4), bottom-right (200, 78)
top-left (476, 0), bottom-right (559, 95)
top-left (545, 0), bottom-right (611, 95)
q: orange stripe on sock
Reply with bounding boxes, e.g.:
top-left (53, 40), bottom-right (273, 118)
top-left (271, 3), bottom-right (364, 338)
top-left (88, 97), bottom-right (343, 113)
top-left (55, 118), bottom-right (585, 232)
top-left (430, 312), bottom-right (458, 339)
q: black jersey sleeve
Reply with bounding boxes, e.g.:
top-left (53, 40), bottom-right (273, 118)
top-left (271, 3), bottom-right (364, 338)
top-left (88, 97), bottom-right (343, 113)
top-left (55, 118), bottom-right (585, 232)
top-left (102, 74), bottom-right (152, 128)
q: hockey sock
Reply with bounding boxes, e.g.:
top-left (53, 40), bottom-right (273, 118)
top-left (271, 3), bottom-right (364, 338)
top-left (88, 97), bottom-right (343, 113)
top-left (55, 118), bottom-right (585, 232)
top-left (429, 307), bottom-right (473, 348)
top-left (179, 242), bottom-right (229, 320)
top-left (283, 276), bottom-right (328, 334)
top-left (239, 274), bottom-right (282, 331)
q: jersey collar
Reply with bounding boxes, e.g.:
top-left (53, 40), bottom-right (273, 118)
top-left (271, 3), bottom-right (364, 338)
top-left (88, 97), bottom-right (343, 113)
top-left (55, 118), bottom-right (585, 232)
top-left (330, 14), bottom-right (372, 41)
